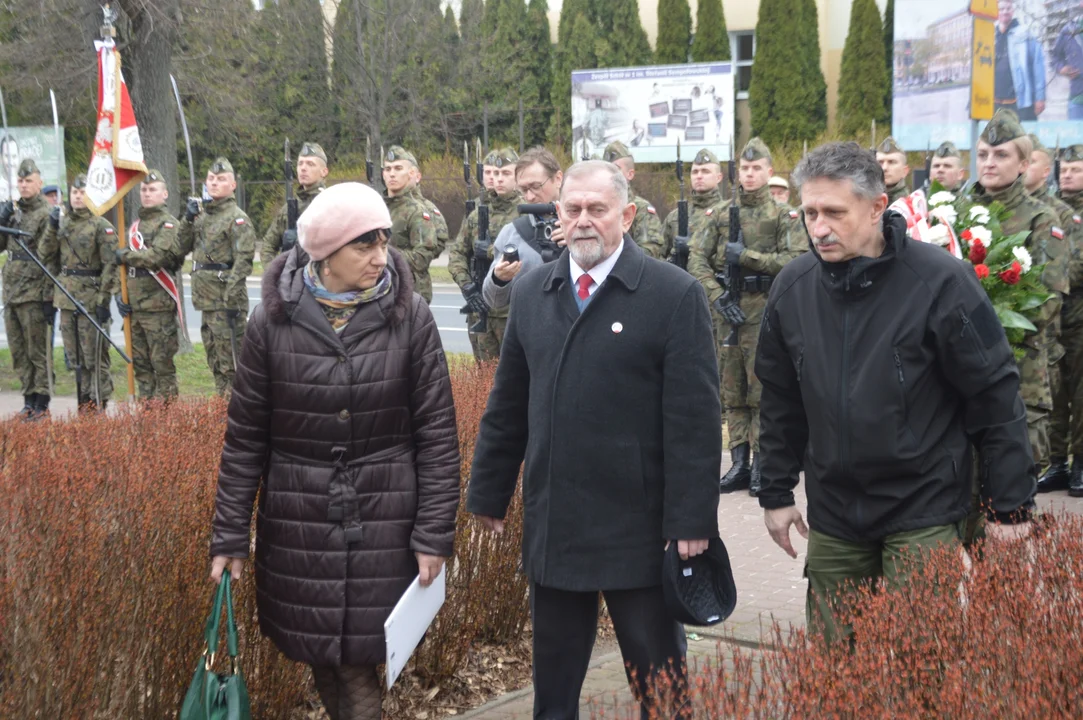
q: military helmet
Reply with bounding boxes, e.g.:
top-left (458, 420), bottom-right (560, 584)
top-left (384, 145), bottom-right (418, 168)
top-left (299, 141), bottom-right (327, 164)
top-left (602, 140), bottom-right (633, 163)
top-left (483, 147), bottom-right (519, 168)
top-left (876, 137), bottom-right (906, 156)
top-left (740, 137), bottom-right (771, 162)
top-left (980, 109), bottom-right (1025, 146)
top-left (661, 537), bottom-right (737, 627)
top-left (1061, 144), bottom-right (1083, 164)
top-left (142, 168), bottom-right (166, 185)
top-left (70, 175), bottom-right (88, 190)
top-left (208, 157), bottom-right (234, 175)
top-left (693, 148), bottom-right (720, 166)
top-left (934, 141), bottom-right (961, 159)
top-left (17, 158), bottom-right (40, 178)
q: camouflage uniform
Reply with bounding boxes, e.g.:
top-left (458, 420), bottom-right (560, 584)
top-left (0, 160), bottom-right (53, 412)
top-left (418, 190), bottom-right (450, 257)
top-left (174, 158), bottom-right (256, 397)
top-left (40, 183), bottom-right (119, 406)
top-left (449, 171), bottom-right (521, 361)
top-left (877, 137), bottom-right (911, 204)
top-left (970, 123), bottom-right (1069, 466)
top-left (663, 185), bottom-right (723, 262)
top-left (689, 138), bottom-right (804, 490)
top-left (117, 176), bottom-right (183, 399)
top-left (933, 141), bottom-right (968, 194)
top-left (381, 147), bottom-right (441, 303)
top-left (602, 141), bottom-right (666, 260)
top-left (261, 182), bottom-right (324, 263)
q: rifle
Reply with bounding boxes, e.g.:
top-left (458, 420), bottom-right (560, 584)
top-left (920, 140), bottom-right (932, 194)
top-left (282, 138), bottom-right (298, 252)
top-left (365, 136), bottom-right (375, 186)
top-left (1052, 135), bottom-right (1061, 194)
top-left (670, 139), bottom-right (689, 270)
top-left (716, 139), bottom-right (745, 347)
top-left (460, 139), bottom-right (490, 334)
top-left (463, 140), bottom-right (475, 217)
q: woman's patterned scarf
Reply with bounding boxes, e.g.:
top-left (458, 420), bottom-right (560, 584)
top-left (303, 261), bottom-right (392, 334)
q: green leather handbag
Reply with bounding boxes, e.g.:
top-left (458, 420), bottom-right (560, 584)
top-left (180, 574), bottom-right (251, 720)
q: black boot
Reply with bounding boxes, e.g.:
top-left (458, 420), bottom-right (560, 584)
top-left (1037, 457), bottom-right (1071, 493)
top-left (1069, 460), bottom-right (1083, 498)
top-left (19, 394), bottom-right (36, 420)
top-left (27, 394), bottom-right (50, 422)
top-left (720, 443), bottom-right (751, 494)
top-left (749, 452), bottom-right (762, 497)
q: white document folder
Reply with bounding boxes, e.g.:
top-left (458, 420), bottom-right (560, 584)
top-left (384, 565), bottom-right (447, 689)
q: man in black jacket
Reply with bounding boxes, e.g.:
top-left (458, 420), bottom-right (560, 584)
top-left (755, 142), bottom-right (1036, 643)
top-left (468, 160), bottom-right (722, 716)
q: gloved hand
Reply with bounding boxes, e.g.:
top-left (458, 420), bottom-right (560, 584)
top-left (281, 229), bottom-right (298, 252)
top-left (225, 308), bottom-right (241, 322)
top-left (115, 248), bottom-right (130, 265)
top-left (712, 293), bottom-right (746, 327)
top-left (42, 302), bottom-right (56, 325)
top-left (95, 304), bottom-right (111, 325)
top-left (115, 295), bottom-right (132, 319)
top-left (185, 197), bottom-right (201, 222)
top-left (725, 241), bottom-right (745, 266)
top-left (0, 201), bottom-right (14, 226)
top-left (48, 206), bottom-right (61, 230)
top-left (461, 282), bottom-right (488, 316)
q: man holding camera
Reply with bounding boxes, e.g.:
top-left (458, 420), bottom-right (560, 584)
top-left (483, 147), bottom-right (564, 311)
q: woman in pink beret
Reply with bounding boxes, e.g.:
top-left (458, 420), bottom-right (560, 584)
top-left (207, 182), bottom-right (460, 719)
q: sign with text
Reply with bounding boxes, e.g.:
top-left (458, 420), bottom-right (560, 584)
top-left (970, 17), bottom-right (994, 120)
top-left (0, 125), bottom-right (67, 203)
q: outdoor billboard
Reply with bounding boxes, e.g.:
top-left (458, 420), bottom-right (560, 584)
top-left (892, 0), bottom-right (1083, 151)
top-left (0, 125), bottom-right (67, 203)
top-left (571, 62), bottom-right (736, 163)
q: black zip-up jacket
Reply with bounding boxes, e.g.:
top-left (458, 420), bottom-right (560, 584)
top-left (755, 211), bottom-right (1035, 542)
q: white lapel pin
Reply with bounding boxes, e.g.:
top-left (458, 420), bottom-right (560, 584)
top-left (612, 322), bottom-right (623, 334)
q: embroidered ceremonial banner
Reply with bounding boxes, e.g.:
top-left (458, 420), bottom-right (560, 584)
top-left (128, 219), bottom-right (190, 343)
top-left (85, 38), bottom-right (146, 215)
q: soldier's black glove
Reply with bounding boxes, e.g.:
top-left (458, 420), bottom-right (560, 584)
top-left (0, 201), bottom-right (14, 226)
top-left (225, 308), bottom-right (241, 322)
top-left (725, 241), bottom-right (745, 266)
top-left (712, 293), bottom-right (746, 327)
top-left (42, 302), bottom-right (56, 325)
top-left (48, 206), bottom-right (61, 229)
top-left (115, 248), bottom-right (130, 265)
top-left (281, 229), bottom-right (298, 252)
top-left (95, 304), bottom-right (111, 325)
top-left (185, 197), bottom-right (201, 222)
top-left (115, 295), bottom-right (132, 319)
top-left (461, 282), bottom-right (488, 316)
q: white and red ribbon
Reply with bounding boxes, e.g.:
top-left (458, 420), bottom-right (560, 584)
top-left (129, 220), bottom-right (190, 343)
top-left (889, 190), bottom-right (963, 259)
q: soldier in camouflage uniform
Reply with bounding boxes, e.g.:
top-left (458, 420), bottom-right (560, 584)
top-left (174, 158), bottom-right (257, 397)
top-left (261, 141), bottom-right (327, 263)
top-left (0, 159), bottom-right (54, 419)
top-left (663, 148), bottom-right (725, 264)
top-left (114, 170), bottom-right (183, 400)
top-left (449, 148), bottom-right (521, 361)
top-left (381, 145), bottom-right (442, 303)
top-left (876, 137), bottom-right (911, 204)
top-left (970, 112), bottom-right (1070, 469)
top-left (413, 165), bottom-right (451, 257)
top-left (40, 174), bottom-right (118, 410)
top-left (689, 138), bottom-right (804, 496)
top-left (602, 141), bottom-right (666, 260)
top-left (930, 141), bottom-right (968, 193)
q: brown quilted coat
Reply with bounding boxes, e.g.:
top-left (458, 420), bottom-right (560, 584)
top-left (210, 247), bottom-right (460, 666)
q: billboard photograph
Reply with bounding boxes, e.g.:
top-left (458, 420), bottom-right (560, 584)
top-left (571, 62), bottom-right (735, 164)
top-left (892, 0), bottom-right (1083, 150)
top-left (0, 125), bottom-right (67, 203)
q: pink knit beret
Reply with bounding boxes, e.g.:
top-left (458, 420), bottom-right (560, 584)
top-left (297, 182), bottom-right (392, 262)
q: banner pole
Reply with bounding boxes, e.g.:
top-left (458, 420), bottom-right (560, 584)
top-left (117, 200), bottom-right (135, 401)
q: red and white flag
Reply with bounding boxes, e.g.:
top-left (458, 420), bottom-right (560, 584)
top-left (128, 220), bottom-right (190, 343)
top-left (85, 38), bottom-right (146, 215)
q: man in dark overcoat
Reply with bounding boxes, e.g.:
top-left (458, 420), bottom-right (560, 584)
top-left (467, 160), bottom-right (723, 717)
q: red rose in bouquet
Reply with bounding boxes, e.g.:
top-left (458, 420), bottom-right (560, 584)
top-left (961, 228), bottom-right (973, 243)
top-left (999, 261), bottom-right (1022, 285)
top-left (969, 238), bottom-right (987, 264)
top-left (975, 263), bottom-right (990, 279)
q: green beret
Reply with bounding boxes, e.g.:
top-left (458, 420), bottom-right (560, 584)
top-left (740, 137), bottom-right (771, 162)
top-left (693, 148), bottom-right (719, 166)
top-left (384, 145), bottom-right (418, 167)
top-left (602, 141), bottom-right (632, 162)
top-left (71, 174), bottom-right (88, 189)
top-left (299, 141), bottom-right (327, 164)
top-left (17, 158), bottom-right (39, 178)
top-left (142, 168), bottom-right (165, 185)
top-left (483, 147), bottom-right (519, 168)
top-left (1061, 144), bottom-right (1083, 163)
top-left (980, 109), bottom-right (1025, 146)
top-left (934, 141), bottom-right (961, 159)
top-left (208, 157), bottom-right (234, 175)
top-left (876, 137), bottom-right (905, 155)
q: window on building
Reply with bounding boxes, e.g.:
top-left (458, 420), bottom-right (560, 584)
top-left (729, 31), bottom-right (755, 99)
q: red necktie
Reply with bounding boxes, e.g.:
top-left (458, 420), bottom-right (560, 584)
top-left (576, 274), bottom-right (593, 300)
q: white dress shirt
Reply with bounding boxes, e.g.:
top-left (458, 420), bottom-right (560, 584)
top-left (568, 239), bottom-right (625, 297)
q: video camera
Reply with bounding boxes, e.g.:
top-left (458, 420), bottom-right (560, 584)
top-left (517, 203), bottom-right (562, 263)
